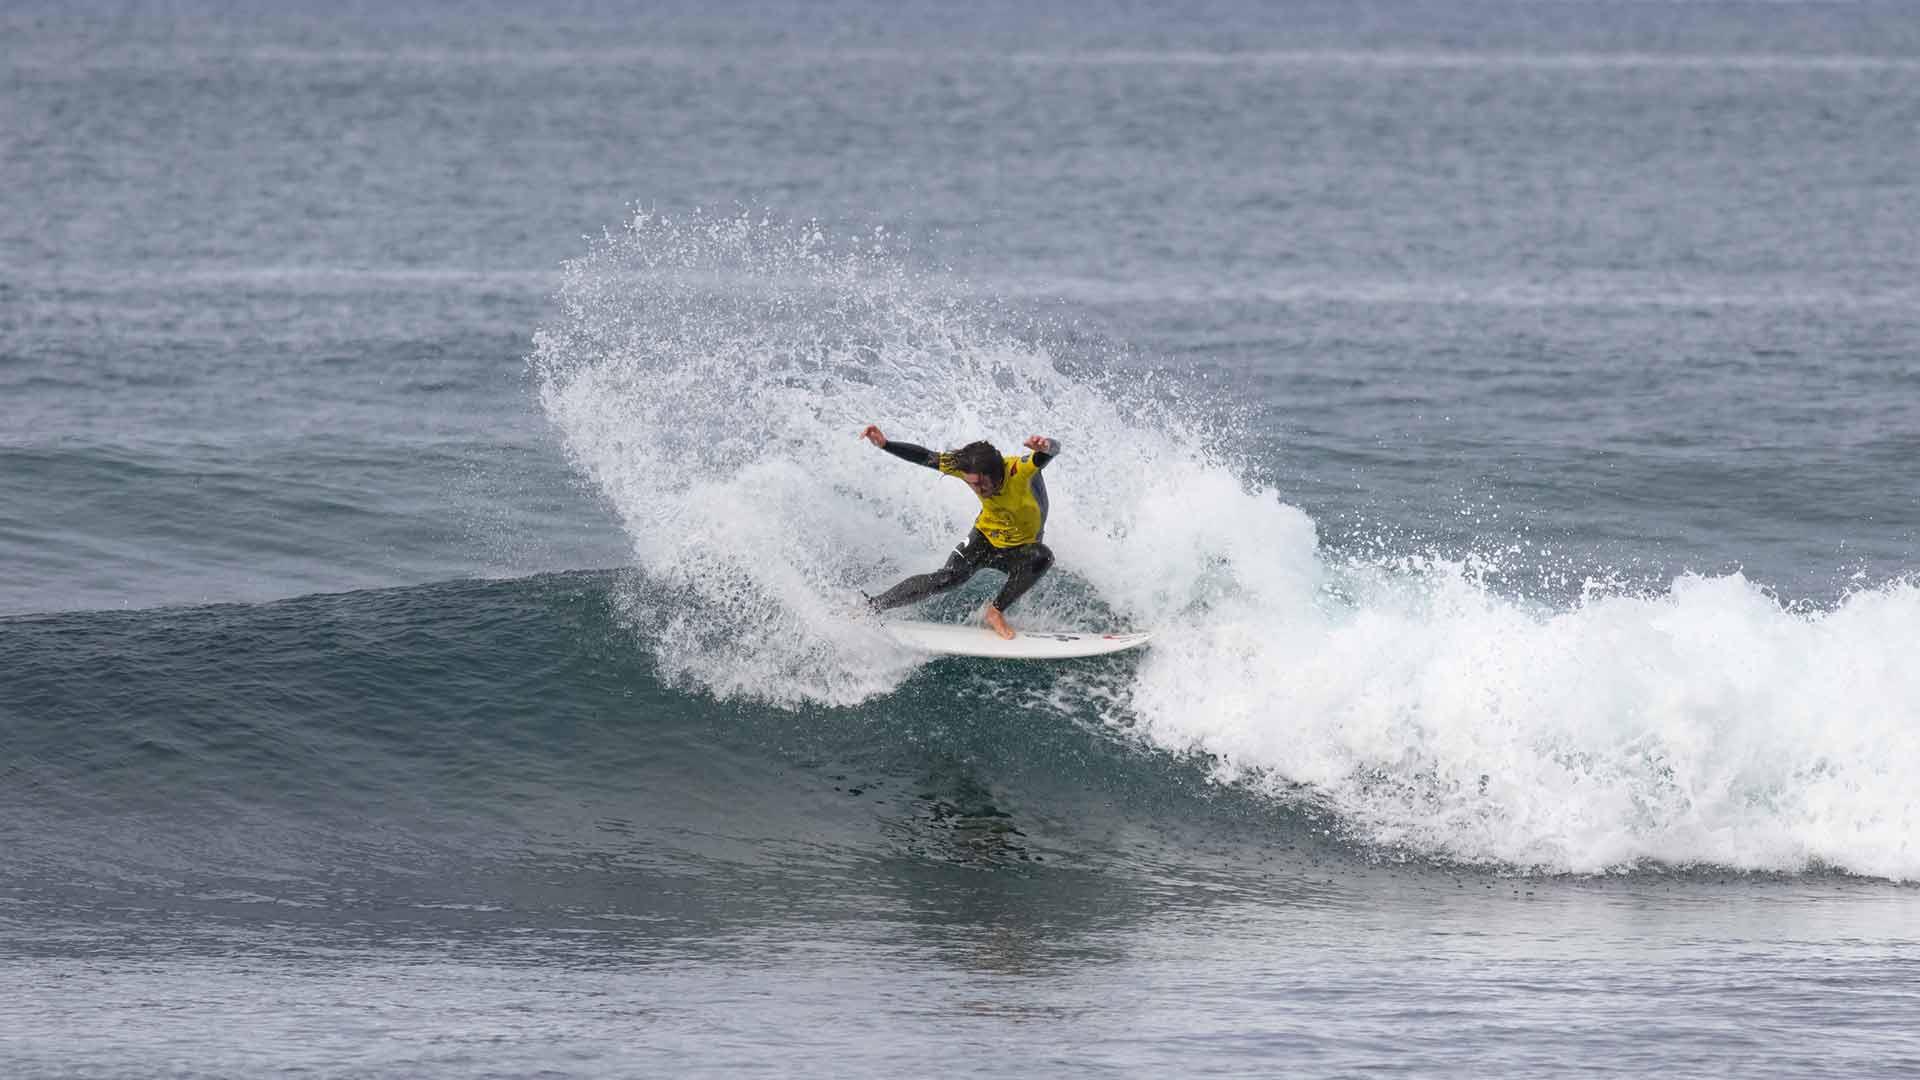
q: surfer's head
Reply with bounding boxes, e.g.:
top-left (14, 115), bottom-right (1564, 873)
top-left (949, 441), bottom-right (1004, 496)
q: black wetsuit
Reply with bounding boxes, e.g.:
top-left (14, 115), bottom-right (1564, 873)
top-left (869, 440), bottom-right (1057, 614)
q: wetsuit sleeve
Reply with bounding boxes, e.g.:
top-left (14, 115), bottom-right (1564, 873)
top-left (1031, 438), bottom-right (1061, 469)
top-left (880, 439), bottom-right (942, 470)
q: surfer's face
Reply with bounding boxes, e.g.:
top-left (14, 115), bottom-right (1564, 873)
top-left (963, 472), bottom-right (1001, 497)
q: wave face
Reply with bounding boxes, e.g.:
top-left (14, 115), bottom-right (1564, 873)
top-left (0, 574), bottom-right (1314, 898)
top-left (528, 213), bottom-right (1920, 881)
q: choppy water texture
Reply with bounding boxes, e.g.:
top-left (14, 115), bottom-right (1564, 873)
top-left (4, 1), bottom-right (1919, 1076)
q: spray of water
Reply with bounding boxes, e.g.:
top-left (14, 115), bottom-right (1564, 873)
top-left (530, 210), bottom-right (1291, 704)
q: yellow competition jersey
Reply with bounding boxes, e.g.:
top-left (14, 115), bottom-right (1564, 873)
top-left (941, 455), bottom-right (1048, 548)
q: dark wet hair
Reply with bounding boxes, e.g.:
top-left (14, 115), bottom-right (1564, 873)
top-left (944, 440), bottom-right (1003, 482)
top-left (940, 438), bottom-right (1013, 491)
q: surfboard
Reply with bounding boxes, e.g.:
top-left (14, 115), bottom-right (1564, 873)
top-left (882, 620), bottom-right (1152, 659)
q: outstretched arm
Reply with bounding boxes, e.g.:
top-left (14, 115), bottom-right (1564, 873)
top-left (860, 425), bottom-right (940, 470)
top-left (1024, 435), bottom-right (1061, 469)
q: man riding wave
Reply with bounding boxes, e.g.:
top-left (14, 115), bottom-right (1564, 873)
top-left (859, 425), bottom-right (1060, 639)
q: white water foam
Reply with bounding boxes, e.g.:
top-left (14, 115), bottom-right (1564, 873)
top-left (533, 211), bottom-right (1920, 880)
top-left (1133, 562), bottom-right (1920, 880)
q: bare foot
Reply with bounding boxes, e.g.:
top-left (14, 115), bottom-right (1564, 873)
top-left (983, 605), bottom-right (1015, 640)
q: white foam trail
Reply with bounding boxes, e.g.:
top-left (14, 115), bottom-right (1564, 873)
top-left (532, 211), bottom-right (1920, 879)
top-left (1130, 562), bottom-right (1920, 880)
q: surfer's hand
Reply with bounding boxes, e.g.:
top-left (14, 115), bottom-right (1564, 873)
top-left (1023, 435), bottom-right (1053, 453)
top-left (860, 425), bottom-right (887, 448)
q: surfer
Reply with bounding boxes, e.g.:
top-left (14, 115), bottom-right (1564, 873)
top-left (859, 425), bottom-right (1059, 639)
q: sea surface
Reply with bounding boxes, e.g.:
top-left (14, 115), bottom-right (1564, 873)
top-left (4, 1), bottom-right (1919, 1076)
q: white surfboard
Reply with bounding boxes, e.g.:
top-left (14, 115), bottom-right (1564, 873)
top-left (882, 620), bottom-right (1152, 659)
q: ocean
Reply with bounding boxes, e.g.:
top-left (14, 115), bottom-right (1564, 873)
top-left (4, 1), bottom-right (1918, 1075)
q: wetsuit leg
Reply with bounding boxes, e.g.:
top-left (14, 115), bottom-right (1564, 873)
top-left (987, 542), bottom-right (1054, 612)
top-left (869, 531), bottom-right (994, 612)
